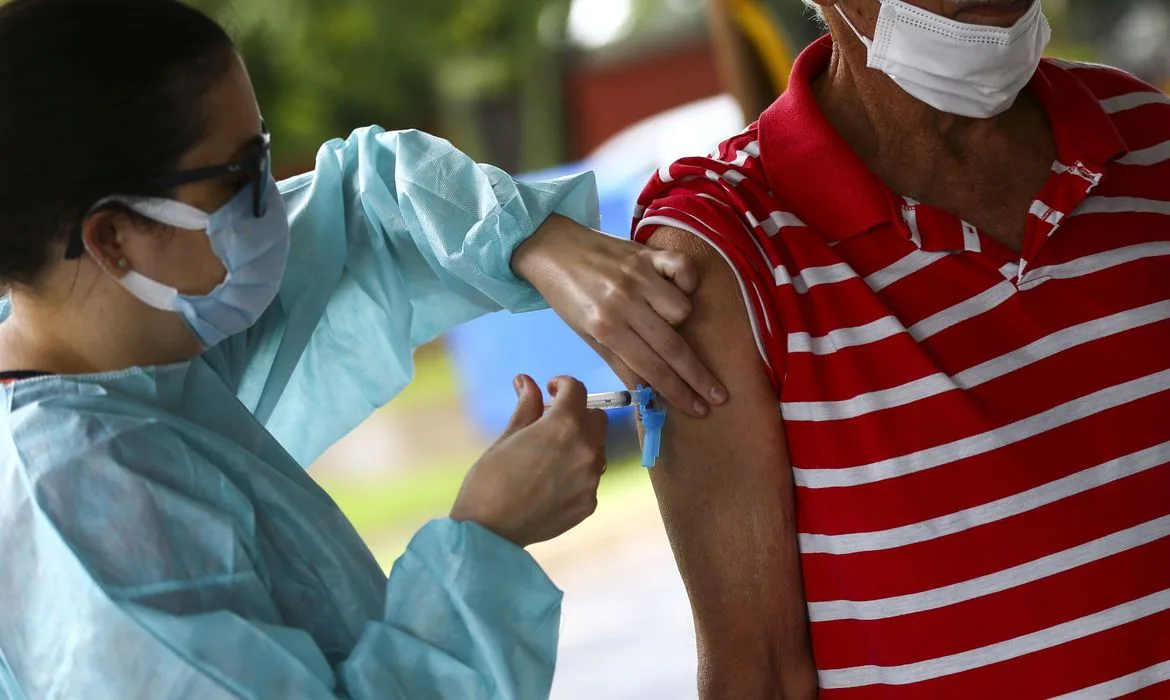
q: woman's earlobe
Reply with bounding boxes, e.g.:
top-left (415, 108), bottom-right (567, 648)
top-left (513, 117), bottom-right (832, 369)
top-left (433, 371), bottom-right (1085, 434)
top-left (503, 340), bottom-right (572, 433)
top-left (80, 209), bottom-right (130, 277)
top-left (97, 252), bottom-right (132, 279)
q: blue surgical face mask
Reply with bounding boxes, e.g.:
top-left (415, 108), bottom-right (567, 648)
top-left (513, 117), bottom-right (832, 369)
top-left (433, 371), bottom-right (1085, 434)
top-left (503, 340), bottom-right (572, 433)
top-left (93, 175), bottom-right (291, 348)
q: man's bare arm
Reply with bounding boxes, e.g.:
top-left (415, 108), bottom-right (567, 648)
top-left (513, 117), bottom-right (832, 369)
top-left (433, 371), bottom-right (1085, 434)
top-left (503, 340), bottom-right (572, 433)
top-left (643, 227), bottom-right (816, 699)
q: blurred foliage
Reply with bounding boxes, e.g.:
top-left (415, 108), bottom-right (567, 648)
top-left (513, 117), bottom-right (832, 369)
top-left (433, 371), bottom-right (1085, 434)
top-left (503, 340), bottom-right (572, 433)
top-left (189, 0), bottom-right (571, 170)
top-left (30, 0), bottom-right (1160, 172)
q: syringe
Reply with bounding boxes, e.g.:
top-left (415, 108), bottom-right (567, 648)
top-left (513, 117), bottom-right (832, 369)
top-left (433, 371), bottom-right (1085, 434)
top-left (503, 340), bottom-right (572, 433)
top-left (542, 387), bottom-right (665, 468)
top-left (544, 390), bottom-right (634, 411)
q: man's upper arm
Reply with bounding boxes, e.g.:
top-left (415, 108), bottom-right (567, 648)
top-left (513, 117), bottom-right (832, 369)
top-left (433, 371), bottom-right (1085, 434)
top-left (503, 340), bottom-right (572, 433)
top-left (644, 226), bottom-right (816, 698)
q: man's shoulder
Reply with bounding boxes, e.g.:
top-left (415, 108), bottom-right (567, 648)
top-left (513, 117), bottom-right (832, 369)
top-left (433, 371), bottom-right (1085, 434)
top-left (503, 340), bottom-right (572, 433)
top-left (654, 121), bottom-right (771, 193)
top-left (1044, 57), bottom-right (1170, 118)
top-left (632, 121), bottom-right (789, 242)
top-left (1043, 57), bottom-right (1159, 91)
top-left (709, 122), bottom-right (767, 161)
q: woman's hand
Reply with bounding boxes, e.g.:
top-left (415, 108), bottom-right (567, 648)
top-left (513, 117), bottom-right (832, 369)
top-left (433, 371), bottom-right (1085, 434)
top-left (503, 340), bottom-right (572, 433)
top-left (510, 215), bottom-right (727, 418)
top-left (450, 375), bottom-right (607, 548)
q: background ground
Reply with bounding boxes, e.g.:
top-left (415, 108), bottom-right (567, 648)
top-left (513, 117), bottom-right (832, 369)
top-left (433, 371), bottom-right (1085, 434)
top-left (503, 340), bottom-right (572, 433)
top-left (311, 346), bottom-right (699, 699)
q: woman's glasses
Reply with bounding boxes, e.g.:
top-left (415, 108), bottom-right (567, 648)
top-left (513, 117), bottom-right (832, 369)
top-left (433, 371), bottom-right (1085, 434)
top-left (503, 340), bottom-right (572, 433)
top-left (65, 124), bottom-right (272, 260)
top-left (147, 123), bottom-right (272, 219)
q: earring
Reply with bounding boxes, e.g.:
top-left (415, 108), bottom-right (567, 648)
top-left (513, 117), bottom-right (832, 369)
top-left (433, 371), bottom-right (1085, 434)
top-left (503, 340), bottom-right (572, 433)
top-left (116, 259), bottom-right (129, 270)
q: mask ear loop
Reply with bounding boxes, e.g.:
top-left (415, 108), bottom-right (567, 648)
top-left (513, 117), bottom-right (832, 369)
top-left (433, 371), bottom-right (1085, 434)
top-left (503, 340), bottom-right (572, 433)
top-left (835, 3), bottom-right (873, 48)
top-left (117, 270), bottom-right (180, 311)
top-left (74, 197), bottom-right (207, 312)
top-left (91, 197), bottom-right (210, 231)
top-left (69, 196), bottom-right (211, 261)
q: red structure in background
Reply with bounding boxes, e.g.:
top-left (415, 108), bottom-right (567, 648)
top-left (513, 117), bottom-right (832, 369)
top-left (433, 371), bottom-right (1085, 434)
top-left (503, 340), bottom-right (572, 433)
top-left (563, 38), bottom-right (723, 160)
top-left (273, 32), bottom-right (726, 177)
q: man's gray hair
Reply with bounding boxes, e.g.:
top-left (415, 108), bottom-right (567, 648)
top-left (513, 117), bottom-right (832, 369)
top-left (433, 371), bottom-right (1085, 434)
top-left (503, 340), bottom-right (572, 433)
top-left (801, 0), bottom-right (827, 21)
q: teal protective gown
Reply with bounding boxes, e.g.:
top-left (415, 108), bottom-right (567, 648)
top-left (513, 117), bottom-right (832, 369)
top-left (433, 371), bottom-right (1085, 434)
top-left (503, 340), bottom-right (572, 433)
top-left (0, 127), bottom-right (600, 700)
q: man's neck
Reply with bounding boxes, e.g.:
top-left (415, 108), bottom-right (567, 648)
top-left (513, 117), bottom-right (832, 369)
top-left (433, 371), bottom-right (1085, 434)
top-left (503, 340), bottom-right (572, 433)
top-left (812, 33), bottom-right (1054, 199)
top-left (806, 30), bottom-right (1059, 253)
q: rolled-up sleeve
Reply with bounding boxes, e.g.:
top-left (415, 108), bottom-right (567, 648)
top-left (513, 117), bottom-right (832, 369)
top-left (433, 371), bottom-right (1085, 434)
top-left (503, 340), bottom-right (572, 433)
top-left (207, 127), bottom-right (600, 467)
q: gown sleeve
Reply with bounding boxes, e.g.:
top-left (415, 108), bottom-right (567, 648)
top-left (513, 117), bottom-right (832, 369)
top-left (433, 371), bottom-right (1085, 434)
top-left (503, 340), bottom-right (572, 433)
top-left (339, 520), bottom-right (562, 700)
top-left (0, 425), bottom-right (562, 700)
top-left (205, 127), bottom-right (600, 467)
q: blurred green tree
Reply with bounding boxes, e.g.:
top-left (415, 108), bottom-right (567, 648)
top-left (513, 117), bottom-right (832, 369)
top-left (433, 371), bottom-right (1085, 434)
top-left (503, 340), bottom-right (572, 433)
top-left (189, 0), bottom-right (570, 172)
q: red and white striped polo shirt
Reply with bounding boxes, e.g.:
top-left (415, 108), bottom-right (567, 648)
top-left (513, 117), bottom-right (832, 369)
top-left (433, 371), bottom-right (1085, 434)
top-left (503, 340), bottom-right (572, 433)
top-left (633, 35), bottom-right (1170, 699)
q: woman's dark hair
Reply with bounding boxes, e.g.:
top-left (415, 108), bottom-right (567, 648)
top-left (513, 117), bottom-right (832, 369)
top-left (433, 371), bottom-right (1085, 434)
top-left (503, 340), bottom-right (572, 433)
top-left (0, 0), bottom-right (236, 286)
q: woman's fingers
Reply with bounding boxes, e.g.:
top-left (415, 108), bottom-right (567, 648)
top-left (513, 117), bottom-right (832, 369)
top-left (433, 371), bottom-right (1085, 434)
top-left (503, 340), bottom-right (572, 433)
top-left (626, 300), bottom-right (727, 410)
top-left (625, 249), bottom-right (726, 407)
top-left (582, 309), bottom-right (721, 418)
top-left (501, 375), bottom-right (544, 436)
top-left (584, 407), bottom-right (609, 447)
top-left (546, 375), bottom-right (587, 415)
top-left (518, 227), bottom-right (728, 416)
top-left (638, 266), bottom-right (694, 327)
top-left (587, 342), bottom-right (641, 389)
top-left (600, 323), bottom-right (709, 417)
top-left (646, 248), bottom-right (699, 295)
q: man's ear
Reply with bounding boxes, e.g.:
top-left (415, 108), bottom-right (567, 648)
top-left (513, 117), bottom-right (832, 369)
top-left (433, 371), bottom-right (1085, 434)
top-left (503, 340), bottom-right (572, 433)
top-left (81, 208), bottom-right (131, 278)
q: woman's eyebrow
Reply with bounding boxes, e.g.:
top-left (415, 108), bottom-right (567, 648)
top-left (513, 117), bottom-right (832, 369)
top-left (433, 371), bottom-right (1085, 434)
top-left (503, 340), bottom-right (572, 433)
top-left (227, 132), bottom-right (265, 160)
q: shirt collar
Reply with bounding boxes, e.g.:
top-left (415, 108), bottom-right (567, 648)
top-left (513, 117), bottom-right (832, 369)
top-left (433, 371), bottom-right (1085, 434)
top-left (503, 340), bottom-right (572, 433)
top-left (1030, 59), bottom-right (1128, 170)
top-left (759, 36), bottom-right (1130, 245)
top-left (760, 35), bottom-right (891, 244)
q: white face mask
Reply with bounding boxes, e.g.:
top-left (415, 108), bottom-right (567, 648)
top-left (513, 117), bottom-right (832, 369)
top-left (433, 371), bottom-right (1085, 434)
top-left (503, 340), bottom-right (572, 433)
top-left (835, 0), bottom-right (1052, 118)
